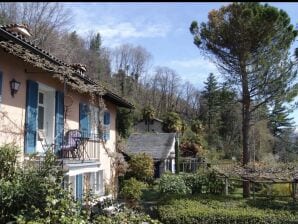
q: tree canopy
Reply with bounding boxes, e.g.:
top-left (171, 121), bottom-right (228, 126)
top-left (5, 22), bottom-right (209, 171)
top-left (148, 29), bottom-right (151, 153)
top-left (190, 2), bottom-right (298, 197)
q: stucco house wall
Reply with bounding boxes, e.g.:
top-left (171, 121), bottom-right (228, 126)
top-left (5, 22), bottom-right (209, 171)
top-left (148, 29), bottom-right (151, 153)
top-left (0, 24), bottom-right (134, 200)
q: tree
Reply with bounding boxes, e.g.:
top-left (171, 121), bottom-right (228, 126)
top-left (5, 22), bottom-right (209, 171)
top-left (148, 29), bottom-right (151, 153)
top-left (163, 112), bottom-right (182, 133)
top-left (89, 32), bottom-right (101, 53)
top-left (190, 2), bottom-right (298, 197)
top-left (201, 73), bottom-right (221, 146)
top-left (0, 3), bottom-right (72, 49)
top-left (142, 106), bottom-right (155, 132)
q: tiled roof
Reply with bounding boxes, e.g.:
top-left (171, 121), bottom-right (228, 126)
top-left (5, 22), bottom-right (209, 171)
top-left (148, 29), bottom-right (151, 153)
top-left (0, 24), bottom-right (134, 109)
top-left (126, 133), bottom-right (176, 160)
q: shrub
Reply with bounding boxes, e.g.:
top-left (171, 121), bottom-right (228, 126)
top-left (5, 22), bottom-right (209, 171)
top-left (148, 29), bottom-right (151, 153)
top-left (0, 145), bottom-right (86, 223)
top-left (157, 198), bottom-right (298, 224)
top-left (126, 153), bottom-right (154, 183)
top-left (180, 170), bottom-right (225, 195)
top-left (94, 209), bottom-right (162, 224)
top-left (120, 178), bottom-right (147, 204)
top-left (260, 183), bottom-right (292, 197)
top-left (159, 173), bottom-right (191, 195)
top-left (182, 172), bottom-right (206, 194)
top-left (0, 143), bottom-right (19, 179)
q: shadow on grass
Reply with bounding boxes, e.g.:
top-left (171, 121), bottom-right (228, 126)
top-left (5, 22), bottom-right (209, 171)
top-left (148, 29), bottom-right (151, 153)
top-left (246, 198), bottom-right (298, 212)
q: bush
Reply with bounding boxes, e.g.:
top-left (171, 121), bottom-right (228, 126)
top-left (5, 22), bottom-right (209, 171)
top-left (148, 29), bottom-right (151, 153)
top-left (178, 170), bottom-right (225, 195)
top-left (126, 153), bottom-right (154, 183)
top-left (0, 143), bottom-right (19, 179)
top-left (120, 178), bottom-right (147, 204)
top-left (159, 173), bottom-right (191, 195)
top-left (94, 209), bottom-right (162, 224)
top-left (157, 198), bottom-right (298, 224)
top-left (0, 145), bottom-right (86, 223)
top-left (260, 183), bottom-right (292, 197)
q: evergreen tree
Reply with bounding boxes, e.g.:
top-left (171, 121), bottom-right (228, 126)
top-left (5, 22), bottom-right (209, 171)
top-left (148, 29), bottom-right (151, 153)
top-left (190, 2), bottom-right (298, 197)
top-left (201, 73), bottom-right (220, 146)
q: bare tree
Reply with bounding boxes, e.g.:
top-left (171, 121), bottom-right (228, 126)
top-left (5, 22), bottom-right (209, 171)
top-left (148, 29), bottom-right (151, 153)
top-left (0, 3), bottom-right (73, 50)
top-left (111, 43), bottom-right (152, 82)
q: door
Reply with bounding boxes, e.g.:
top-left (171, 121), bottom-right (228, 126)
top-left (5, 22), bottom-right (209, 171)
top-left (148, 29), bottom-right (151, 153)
top-left (36, 84), bottom-right (55, 153)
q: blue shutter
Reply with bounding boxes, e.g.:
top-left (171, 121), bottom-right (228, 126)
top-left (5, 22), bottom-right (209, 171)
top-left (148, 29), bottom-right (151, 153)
top-left (76, 174), bottom-right (83, 200)
top-left (0, 71), bottom-right (3, 106)
top-left (55, 91), bottom-right (64, 152)
top-left (24, 80), bottom-right (38, 153)
top-left (103, 111), bottom-right (110, 141)
top-left (79, 103), bottom-right (90, 138)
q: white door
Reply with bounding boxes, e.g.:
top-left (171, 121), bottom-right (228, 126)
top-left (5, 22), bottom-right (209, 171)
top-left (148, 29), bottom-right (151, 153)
top-left (36, 84), bottom-right (55, 153)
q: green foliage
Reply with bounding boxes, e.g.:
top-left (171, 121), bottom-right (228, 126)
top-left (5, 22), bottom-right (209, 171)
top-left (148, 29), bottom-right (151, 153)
top-left (0, 145), bottom-right (86, 223)
top-left (162, 112), bottom-right (182, 133)
top-left (159, 171), bottom-right (226, 197)
top-left (126, 153), bottom-right (154, 183)
top-left (260, 183), bottom-right (292, 197)
top-left (89, 33), bottom-right (102, 52)
top-left (142, 105), bottom-right (155, 121)
top-left (159, 173), bottom-right (191, 195)
top-left (116, 107), bottom-right (135, 138)
top-left (0, 143), bottom-right (19, 180)
top-left (190, 2), bottom-right (298, 174)
top-left (94, 209), bottom-right (161, 224)
top-left (157, 197), bottom-right (298, 224)
top-left (120, 178), bottom-right (148, 203)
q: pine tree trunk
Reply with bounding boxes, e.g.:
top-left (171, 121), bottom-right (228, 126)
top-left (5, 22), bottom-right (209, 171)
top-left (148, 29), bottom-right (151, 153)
top-left (241, 66), bottom-right (251, 198)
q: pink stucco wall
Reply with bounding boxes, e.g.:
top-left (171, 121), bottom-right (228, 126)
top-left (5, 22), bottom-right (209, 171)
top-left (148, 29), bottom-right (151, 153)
top-left (0, 48), bottom-right (117, 177)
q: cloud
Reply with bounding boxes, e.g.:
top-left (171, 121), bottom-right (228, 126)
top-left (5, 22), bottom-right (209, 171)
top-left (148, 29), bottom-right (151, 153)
top-left (168, 57), bottom-right (217, 71)
top-left (95, 22), bottom-right (170, 39)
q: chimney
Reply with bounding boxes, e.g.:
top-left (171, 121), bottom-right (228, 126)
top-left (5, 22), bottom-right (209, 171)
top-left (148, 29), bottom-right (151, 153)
top-left (71, 63), bottom-right (87, 77)
top-left (5, 24), bottom-right (32, 38)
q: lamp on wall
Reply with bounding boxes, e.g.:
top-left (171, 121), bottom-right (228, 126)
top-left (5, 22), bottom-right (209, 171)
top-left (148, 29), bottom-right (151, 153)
top-left (10, 78), bottom-right (21, 97)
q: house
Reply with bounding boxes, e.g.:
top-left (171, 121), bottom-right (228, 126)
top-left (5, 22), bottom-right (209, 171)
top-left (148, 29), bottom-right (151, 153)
top-left (133, 118), bottom-right (164, 133)
top-left (0, 24), bottom-right (134, 200)
top-left (125, 133), bottom-right (176, 178)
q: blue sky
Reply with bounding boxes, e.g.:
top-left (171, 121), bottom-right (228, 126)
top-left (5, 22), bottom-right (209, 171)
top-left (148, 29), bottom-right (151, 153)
top-left (63, 2), bottom-right (298, 126)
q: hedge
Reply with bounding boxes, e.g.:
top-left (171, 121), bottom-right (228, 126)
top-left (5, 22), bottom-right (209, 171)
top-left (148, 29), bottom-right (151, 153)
top-left (157, 198), bottom-right (298, 224)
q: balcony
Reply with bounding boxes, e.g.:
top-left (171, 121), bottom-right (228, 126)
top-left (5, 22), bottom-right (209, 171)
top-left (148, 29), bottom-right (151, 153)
top-left (56, 130), bottom-right (102, 161)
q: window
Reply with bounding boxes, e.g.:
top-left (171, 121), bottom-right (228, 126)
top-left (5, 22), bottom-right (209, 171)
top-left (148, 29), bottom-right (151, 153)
top-left (90, 170), bottom-right (104, 195)
top-left (89, 105), bottom-right (100, 140)
top-left (38, 92), bottom-right (45, 130)
top-left (103, 111), bottom-right (110, 141)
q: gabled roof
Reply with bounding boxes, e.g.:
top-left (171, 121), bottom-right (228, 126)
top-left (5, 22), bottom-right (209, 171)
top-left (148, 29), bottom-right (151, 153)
top-left (126, 133), bottom-right (176, 160)
top-left (0, 24), bottom-right (134, 109)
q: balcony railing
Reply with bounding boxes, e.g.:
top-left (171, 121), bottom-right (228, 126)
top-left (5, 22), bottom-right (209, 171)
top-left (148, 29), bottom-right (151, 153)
top-left (57, 130), bottom-right (102, 161)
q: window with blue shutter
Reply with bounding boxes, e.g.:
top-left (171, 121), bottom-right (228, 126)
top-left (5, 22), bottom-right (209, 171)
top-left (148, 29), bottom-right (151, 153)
top-left (55, 91), bottom-right (64, 153)
top-left (79, 103), bottom-right (91, 138)
top-left (103, 111), bottom-right (110, 141)
top-left (0, 71), bottom-right (3, 108)
top-left (24, 80), bottom-right (39, 153)
top-left (76, 174), bottom-right (83, 200)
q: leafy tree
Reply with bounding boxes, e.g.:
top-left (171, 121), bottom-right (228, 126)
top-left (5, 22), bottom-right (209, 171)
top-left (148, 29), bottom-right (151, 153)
top-left (142, 106), bottom-right (155, 132)
top-left (190, 2), bottom-right (298, 197)
top-left (163, 112), bottom-right (182, 133)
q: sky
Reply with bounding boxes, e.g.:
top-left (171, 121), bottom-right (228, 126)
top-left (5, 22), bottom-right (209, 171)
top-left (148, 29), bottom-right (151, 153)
top-left (63, 2), bottom-right (298, 127)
